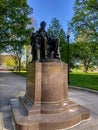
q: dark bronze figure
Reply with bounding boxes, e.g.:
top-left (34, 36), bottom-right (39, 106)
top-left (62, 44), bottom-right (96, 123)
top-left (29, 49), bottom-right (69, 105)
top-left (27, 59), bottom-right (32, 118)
top-left (30, 21), bottom-right (60, 61)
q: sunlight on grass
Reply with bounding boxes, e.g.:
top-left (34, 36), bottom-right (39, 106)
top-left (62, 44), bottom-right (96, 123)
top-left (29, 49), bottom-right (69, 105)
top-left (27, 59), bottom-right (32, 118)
top-left (70, 72), bottom-right (98, 91)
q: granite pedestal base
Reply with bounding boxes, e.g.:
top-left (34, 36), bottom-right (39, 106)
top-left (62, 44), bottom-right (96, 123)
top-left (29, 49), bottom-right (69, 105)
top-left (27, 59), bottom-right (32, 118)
top-left (10, 62), bottom-right (90, 130)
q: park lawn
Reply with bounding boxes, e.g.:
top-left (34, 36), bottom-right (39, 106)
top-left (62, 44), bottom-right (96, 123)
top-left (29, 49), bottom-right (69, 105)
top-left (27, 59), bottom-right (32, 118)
top-left (70, 72), bottom-right (98, 91)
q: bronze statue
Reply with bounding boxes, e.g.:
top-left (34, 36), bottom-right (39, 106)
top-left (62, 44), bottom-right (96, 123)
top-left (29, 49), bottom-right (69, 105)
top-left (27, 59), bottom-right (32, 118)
top-left (30, 21), bottom-right (60, 61)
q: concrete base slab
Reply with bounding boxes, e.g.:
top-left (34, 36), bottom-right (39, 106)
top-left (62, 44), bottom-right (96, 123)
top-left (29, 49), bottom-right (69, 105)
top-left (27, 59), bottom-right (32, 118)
top-left (10, 98), bottom-right (90, 130)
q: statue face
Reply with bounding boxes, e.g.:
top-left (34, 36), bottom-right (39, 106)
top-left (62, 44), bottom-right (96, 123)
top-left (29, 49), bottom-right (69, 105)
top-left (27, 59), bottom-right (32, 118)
top-left (40, 21), bottom-right (46, 30)
top-left (41, 25), bottom-right (46, 30)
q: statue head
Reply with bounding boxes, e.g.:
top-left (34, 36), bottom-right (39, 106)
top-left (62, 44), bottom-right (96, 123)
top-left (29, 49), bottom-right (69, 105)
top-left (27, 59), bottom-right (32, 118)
top-left (40, 21), bottom-right (46, 30)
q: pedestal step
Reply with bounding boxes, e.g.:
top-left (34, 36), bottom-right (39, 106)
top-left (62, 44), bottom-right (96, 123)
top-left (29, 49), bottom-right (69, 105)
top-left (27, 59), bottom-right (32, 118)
top-left (10, 98), bottom-right (90, 130)
top-left (19, 96), bottom-right (83, 115)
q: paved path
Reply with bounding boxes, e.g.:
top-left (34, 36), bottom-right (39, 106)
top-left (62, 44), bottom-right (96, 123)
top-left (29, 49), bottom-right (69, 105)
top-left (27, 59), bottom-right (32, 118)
top-left (0, 71), bottom-right (98, 130)
top-left (0, 71), bottom-right (25, 130)
top-left (69, 89), bottom-right (98, 130)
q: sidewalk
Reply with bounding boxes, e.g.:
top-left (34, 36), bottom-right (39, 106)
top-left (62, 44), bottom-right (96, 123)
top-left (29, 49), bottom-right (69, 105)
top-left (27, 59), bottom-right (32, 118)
top-left (0, 71), bottom-right (25, 130)
top-left (69, 89), bottom-right (98, 130)
top-left (0, 71), bottom-right (98, 130)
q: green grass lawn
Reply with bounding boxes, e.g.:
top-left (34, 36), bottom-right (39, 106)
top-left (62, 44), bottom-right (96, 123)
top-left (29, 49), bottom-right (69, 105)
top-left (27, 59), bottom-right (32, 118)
top-left (70, 72), bottom-right (98, 91)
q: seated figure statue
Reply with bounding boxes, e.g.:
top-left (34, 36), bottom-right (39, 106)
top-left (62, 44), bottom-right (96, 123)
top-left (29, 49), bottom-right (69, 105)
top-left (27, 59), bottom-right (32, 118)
top-left (30, 21), bottom-right (60, 61)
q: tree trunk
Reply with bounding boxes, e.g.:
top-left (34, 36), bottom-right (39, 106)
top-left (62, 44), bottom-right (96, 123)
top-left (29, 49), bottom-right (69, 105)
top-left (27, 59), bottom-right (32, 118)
top-left (84, 63), bottom-right (88, 73)
top-left (18, 57), bottom-right (21, 73)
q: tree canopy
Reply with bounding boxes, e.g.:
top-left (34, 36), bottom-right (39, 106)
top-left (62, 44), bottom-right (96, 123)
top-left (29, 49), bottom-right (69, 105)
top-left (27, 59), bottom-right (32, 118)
top-left (69, 0), bottom-right (98, 72)
top-left (0, 0), bottom-right (33, 71)
top-left (48, 18), bottom-right (67, 62)
top-left (70, 0), bottom-right (98, 42)
top-left (0, 0), bottom-right (33, 52)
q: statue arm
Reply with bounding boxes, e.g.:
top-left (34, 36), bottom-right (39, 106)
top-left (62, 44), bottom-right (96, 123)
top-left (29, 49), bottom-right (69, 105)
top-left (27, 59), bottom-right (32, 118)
top-left (30, 32), bottom-right (37, 46)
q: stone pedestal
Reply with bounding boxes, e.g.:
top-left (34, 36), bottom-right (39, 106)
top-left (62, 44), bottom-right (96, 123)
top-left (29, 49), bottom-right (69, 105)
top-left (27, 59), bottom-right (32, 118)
top-left (10, 62), bottom-right (90, 130)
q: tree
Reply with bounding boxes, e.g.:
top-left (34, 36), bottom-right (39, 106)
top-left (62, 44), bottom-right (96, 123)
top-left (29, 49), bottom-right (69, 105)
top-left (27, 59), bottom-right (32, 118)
top-left (0, 0), bottom-right (33, 71)
top-left (70, 40), bottom-right (98, 73)
top-left (0, 0), bottom-right (33, 38)
top-left (24, 45), bottom-right (31, 65)
top-left (3, 55), bottom-right (15, 69)
top-left (48, 18), bottom-right (63, 38)
top-left (70, 0), bottom-right (98, 42)
top-left (48, 18), bottom-right (67, 62)
top-left (70, 0), bottom-right (98, 72)
top-left (0, 0), bottom-right (10, 51)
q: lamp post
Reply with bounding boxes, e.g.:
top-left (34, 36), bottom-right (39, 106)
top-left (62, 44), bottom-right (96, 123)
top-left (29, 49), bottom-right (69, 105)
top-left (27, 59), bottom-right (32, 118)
top-left (67, 28), bottom-right (71, 85)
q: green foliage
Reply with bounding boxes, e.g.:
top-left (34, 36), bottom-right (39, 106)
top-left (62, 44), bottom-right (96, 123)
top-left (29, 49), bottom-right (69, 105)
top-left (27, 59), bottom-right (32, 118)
top-left (60, 43), bottom-right (67, 63)
top-left (0, 0), bottom-right (33, 52)
top-left (48, 18), bottom-right (67, 62)
top-left (60, 29), bottom-right (68, 62)
top-left (70, 72), bottom-right (98, 90)
top-left (70, 43), bottom-right (77, 69)
top-left (70, 41), bottom-right (98, 73)
top-left (70, 0), bottom-right (98, 72)
top-left (70, 0), bottom-right (98, 42)
top-left (48, 18), bottom-right (63, 38)
top-left (0, 0), bottom-right (33, 71)
top-left (3, 55), bottom-right (15, 68)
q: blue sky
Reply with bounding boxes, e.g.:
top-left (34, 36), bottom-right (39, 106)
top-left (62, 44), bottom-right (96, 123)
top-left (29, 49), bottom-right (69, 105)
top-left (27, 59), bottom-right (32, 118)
top-left (27, 0), bottom-right (75, 39)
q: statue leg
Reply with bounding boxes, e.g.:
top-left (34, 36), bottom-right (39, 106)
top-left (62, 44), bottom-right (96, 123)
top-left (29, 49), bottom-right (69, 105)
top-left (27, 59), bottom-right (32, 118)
top-left (54, 39), bottom-right (60, 59)
top-left (41, 38), bottom-right (48, 59)
top-left (32, 47), bottom-right (37, 61)
top-left (32, 45), bottom-right (39, 61)
top-left (47, 44), bottom-right (53, 58)
top-left (44, 38), bottom-right (48, 58)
